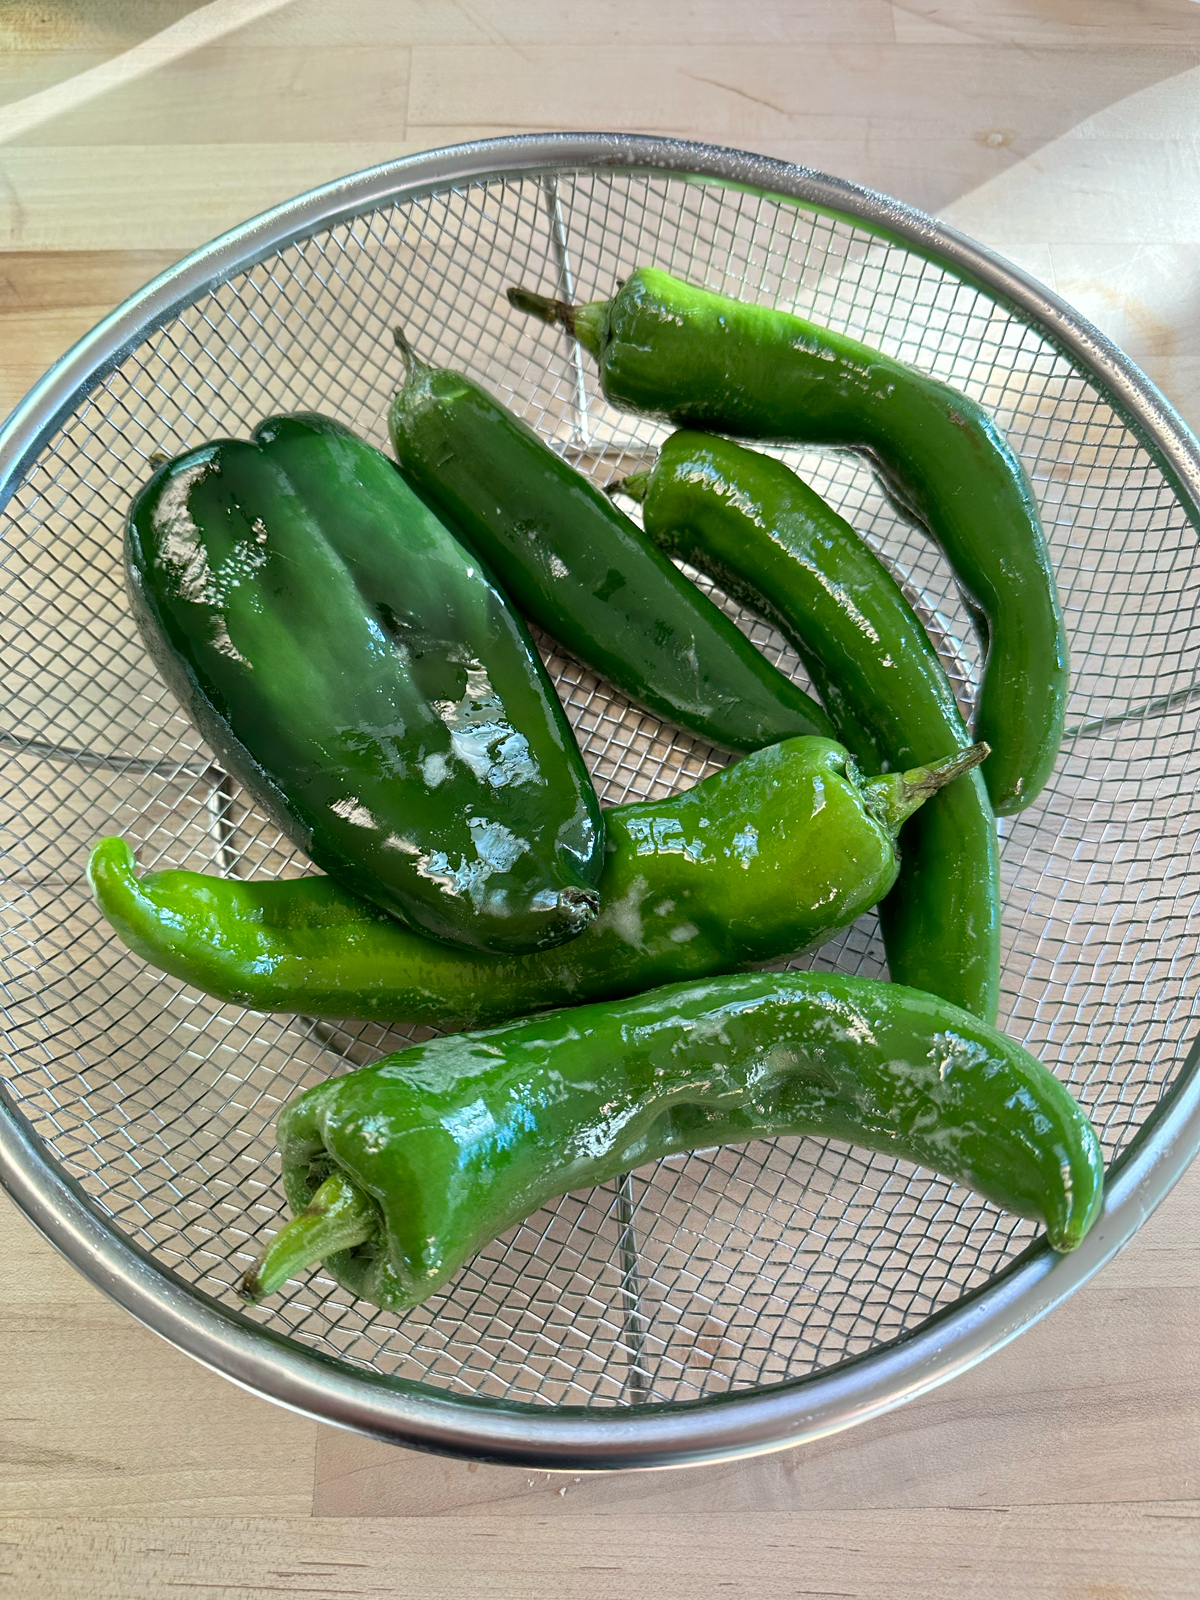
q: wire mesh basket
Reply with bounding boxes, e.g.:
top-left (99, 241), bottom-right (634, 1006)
top-left (3, 135), bottom-right (1200, 1470)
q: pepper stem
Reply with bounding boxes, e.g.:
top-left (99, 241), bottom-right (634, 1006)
top-left (507, 284), bottom-right (608, 358)
top-left (863, 742), bottom-right (990, 835)
top-left (239, 1170), bottom-right (376, 1303)
top-left (506, 284), bottom-right (577, 335)
top-left (618, 470), bottom-right (650, 503)
top-left (392, 325), bottom-right (433, 381)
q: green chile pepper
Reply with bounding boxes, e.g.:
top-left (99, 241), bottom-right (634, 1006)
top-left (89, 738), bottom-right (985, 1030)
top-left (623, 431), bottom-right (1000, 1023)
top-left (241, 969), bottom-right (1104, 1313)
top-left (509, 266), bottom-right (1068, 816)
top-left (127, 413), bottom-right (603, 955)
top-left (386, 335), bottom-right (832, 755)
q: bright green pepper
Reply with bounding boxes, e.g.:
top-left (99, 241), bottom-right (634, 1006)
top-left (509, 266), bottom-right (1068, 816)
top-left (623, 431), bottom-right (1000, 1022)
top-left (240, 969), bottom-right (1104, 1313)
top-left (88, 739), bottom-right (985, 1030)
top-left (386, 334), bottom-right (832, 755)
top-left (126, 413), bottom-right (603, 955)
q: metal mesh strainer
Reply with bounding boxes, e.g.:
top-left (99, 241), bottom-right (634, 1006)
top-left (3, 135), bottom-right (1200, 1469)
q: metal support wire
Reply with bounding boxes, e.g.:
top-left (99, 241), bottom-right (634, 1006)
top-left (204, 767), bottom-right (242, 877)
top-left (540, 175), bottom-right (591, 453)
top-left (616, 1171), bottom-right (651, 1402)
top-left (543, 173), bottom-right (650, 1393)
top-left (538, 174), bottom-right (655, 473)
top-left (0, 728), bottom-right (210, 780)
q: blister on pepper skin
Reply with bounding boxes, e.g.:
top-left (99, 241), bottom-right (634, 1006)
top-left (125, 412), bottom-right (603, 955)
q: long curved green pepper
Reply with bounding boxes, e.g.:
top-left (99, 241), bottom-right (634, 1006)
top-left (241, 969), bottom-right (1104, 1314)
top-left (385, 332), bottom-right (832, 755)
top-left (623, 431), bottom-right (1000, 1022)
top-left (89, 738), bottom-right (986, 1030)
top-left (509, 266), bottom-right (1068, 817)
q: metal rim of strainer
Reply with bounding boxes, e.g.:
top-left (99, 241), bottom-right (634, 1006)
top-left (3, 133), bottom-right (1200, 1471)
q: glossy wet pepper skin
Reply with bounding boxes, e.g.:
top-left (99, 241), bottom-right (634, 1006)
top-left (510, 266), bottom-right (1068, 816)
top-left (243, 970), bottom-right (1104, 1313)
top-left (126, 413), bottom-right (603, 955)
top-left (89, 737), bottom-right (980, 1030)
top-left (386, 341), bottom-right (832, 754)
top-left (625, 431), bottom-right (1000, 1022)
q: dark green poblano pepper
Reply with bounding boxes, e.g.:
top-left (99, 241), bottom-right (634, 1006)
top-left (126, 413), bottom-right (603, 955)
top-left (89, 738), bottom-right (986, 1030)
top-left (240, 970), bottom-right (1104, 1314)
top-left (509, 266), bottom-right (1068, 817)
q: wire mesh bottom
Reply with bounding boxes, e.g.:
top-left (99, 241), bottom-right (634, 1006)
top-left (3, 163), bottom-right (1199, 1412)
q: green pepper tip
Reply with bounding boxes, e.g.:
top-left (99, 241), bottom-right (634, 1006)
top-left (237, 1264), bottom-right (266, 1304)
top-left (86, 835), bottom-right (137, 898)
top-left (559, 883), bottom-right (601, 930)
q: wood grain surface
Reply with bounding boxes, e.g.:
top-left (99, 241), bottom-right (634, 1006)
top-left (3, 3), bottom-right (1200, 1596)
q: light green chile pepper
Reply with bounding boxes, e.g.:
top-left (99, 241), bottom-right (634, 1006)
top-left (89, 738), bottom-right (985, 1030)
